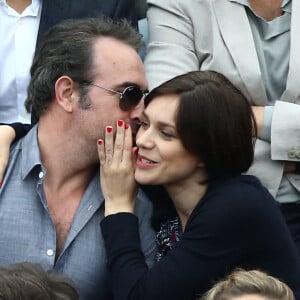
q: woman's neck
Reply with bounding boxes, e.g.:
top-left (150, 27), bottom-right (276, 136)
top-left (165, 180), bottom-right (208, 231)
top-left (249, 0), bottom-right (284, 21)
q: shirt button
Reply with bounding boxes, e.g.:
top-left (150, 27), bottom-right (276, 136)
top-left (296, 151), bottom-right (300, 159)
top-left (39, 171), bottom-right (44, 179)
top-left (288, 150), bottom-right (297, 159)
top-left (46, 249), bottom-right (54, 256)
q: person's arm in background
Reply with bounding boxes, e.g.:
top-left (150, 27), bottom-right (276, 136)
top-left (271, 102), bottom-right (300, 174)
top-left (0, 123), bottom-right (31, 185)
top-left (252, 103), bottom-right (300, 174)
top-left (145, 0), bottom-right (199, 90)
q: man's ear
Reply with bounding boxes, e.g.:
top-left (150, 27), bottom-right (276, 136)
top-left (55, 76), bottom-right (77, 113)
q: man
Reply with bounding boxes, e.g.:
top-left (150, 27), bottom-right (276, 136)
top-left (0, 17), bottom-right (155, 300)
top-left (0, 0), bottom-right (137, 123)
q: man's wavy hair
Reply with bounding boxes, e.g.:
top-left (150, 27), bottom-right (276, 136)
top-left (25, 16), bottom-right (143, 120)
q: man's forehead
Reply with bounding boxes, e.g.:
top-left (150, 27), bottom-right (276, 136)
top-left (92, 38), bottom-right (147, 88)
top-left (93, 37), bottom-right (140, 63)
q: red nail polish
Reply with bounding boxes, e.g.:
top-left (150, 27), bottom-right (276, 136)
top-left (98, 139), bottom-right (103, 145)
top-left (106, 126), bottom-right (113, 133)
top-left (0, 181), bottom-right (2, 188)
top-left (125, 124), bottom-right (129, 130)
top-left (118, 120), bottom-right (123, 127)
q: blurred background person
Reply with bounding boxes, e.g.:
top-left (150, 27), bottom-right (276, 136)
top-left (199, 269), bottom-right (295, 300)
top-left (0, 0), bottom-right (138, 124)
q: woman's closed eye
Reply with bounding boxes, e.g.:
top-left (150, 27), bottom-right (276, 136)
top-left (140, 115), bottom-right (176, 139)
top-left (160, 130), bottom-right (175, 139)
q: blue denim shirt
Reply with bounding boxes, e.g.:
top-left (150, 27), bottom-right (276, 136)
top-left (0, 125), bottom-right (156, 300)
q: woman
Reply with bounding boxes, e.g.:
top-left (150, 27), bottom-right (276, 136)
top-left (98, 70), bottom-right (300, 300)
top-left (144, 0), bottom-right (300, 253)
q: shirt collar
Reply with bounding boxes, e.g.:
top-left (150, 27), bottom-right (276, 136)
top-left (21, 125), bottom-right (43, 179)
top-left (30, 0), bottom-right (42, 16)
top-left (228, 0), bottom-right (292, 8)
top-left (228, 0), bottom-right (291, 9)
top-left (227, 0), bottom-right (291, 17)
top-left (0, 0), bottom-right (42, 16)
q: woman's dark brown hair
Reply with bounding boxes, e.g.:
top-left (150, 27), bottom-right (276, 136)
top-left (145, 70), bottom-right (257, 181)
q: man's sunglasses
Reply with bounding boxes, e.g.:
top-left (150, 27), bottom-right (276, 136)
top-left (89, 83), bottom-right (148, 111)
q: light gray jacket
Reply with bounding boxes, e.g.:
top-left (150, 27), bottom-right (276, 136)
top-left (145, 0), bottom-right (300, 197)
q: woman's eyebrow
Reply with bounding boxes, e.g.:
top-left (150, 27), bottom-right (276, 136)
top-left (143, 111), bottom-right (175, 128)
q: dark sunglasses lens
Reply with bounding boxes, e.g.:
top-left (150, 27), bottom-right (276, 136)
top-left (120, 86), bottom-right (143, 111)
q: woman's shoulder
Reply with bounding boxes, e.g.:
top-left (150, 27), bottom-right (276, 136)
top-left (187, 175), bottom-right (282, 237)
top-left (208, 175), bottom-right (272, 202)
top-left (193, 175), bottom-right (279, 220)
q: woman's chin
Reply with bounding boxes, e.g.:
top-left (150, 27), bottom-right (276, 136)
top-left (135, 173), bottom-right (155, 186)
top-left (135, 177), bottom-right (151, 185)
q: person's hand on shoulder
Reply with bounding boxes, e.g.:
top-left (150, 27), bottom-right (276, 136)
top-left (0, 125), bottom-right (16, 187)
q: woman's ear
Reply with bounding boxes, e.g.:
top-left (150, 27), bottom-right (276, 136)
top-left (55, 76), bottom-right (77, 113)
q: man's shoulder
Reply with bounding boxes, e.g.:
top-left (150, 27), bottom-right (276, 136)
top-left (9, 137), bottom-right (24, 161)
top-left (134, 188), bottom-right (154, 217)
top-left (10, 126), bottom-right (37, 154)
top-left (6, 127), bottom-right (40, 181)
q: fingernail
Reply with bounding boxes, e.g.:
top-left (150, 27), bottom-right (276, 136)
top-left (0, 181), bottom-right (2, 188)
top-left (97, 139), bottom-right (103, 145)
top-left (118, 120), bottom-right (124, 127)
top-left (134, 147), bottom-right (139, 154)
top-left (106, 126), bottom-right (113, 133)
top-left (125, 123), bottom-right (129, 130)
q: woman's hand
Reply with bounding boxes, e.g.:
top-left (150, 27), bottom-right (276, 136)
top-left (97, 120), bottom-right (138, 216)
top-left (0, 125), bottom-right (16, 187)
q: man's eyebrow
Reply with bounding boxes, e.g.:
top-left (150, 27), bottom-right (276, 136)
top-left (109, 82), bottom-right (138, 91)
top-left (119, 82), bottom-right (139, 87)
top-left (119, 82), bottom-right (148, 91)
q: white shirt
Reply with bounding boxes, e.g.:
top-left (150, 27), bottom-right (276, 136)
top-left (0, 0), bottom-right (42, 123)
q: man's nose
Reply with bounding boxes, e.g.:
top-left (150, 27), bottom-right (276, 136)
top-left (129, 99), bottom-right (145, 122)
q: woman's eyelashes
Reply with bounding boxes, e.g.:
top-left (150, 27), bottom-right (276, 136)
top-left (160, 129), bottom-right (175, 139)
top-left (140, 116), bottom-right (177, 139)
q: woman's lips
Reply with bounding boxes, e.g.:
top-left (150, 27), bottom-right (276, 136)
top-left (136, 155), bottom-right (158, 168)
